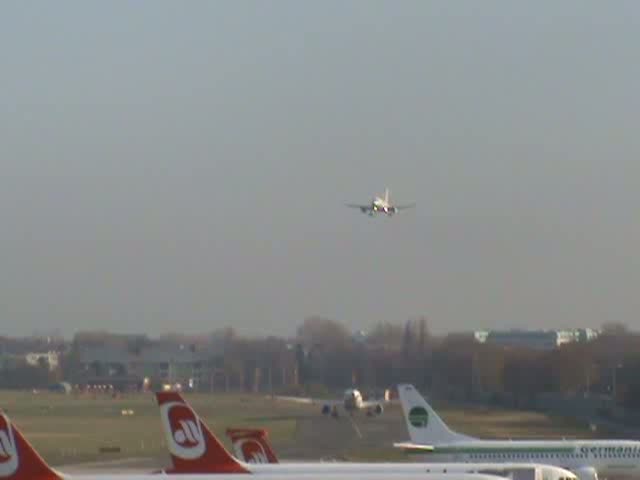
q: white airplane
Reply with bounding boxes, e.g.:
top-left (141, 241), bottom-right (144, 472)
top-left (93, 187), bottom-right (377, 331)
top-left (276, 388), bottom-right (387, 417)
top-left (227, 428), bottom-right (280, 464)
top-left (225, 426), bottom-right (578, 480)
top-left (0, 408), bottom-right (504, 480)
top-left (397, 384), bottom-right (640, 480)
top-left (155, 390), bottom-right (577, 480)
top-left (346, 188), bottom-right (415, 216)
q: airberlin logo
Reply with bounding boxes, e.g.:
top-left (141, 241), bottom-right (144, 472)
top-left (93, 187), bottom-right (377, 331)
top-left (0, 415), bottom-right (19, 478)
top-left (235, 438), bottom-right (269, 464)
top-left (160, 402), bottom-right (206, 460)
top-left (408, 406), bottom-right (429, 428)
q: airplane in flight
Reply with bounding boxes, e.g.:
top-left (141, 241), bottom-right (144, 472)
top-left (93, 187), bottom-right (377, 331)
top-left (225, 426), bottom-right (577, 480)
top-left (153, 391), bottom-right (576, 480)
top-left (0, 407), bottom-right (505, 480)
top-left (346, 188), bottom-right (415, 216)
top-left (276, 388), bottom-right (387, 417)
top-left (397, 384), bottom-right (640, 480)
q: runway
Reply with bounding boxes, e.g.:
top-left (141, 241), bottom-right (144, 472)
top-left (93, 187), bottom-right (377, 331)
top-left (59, 403), bottom-right (409, 472)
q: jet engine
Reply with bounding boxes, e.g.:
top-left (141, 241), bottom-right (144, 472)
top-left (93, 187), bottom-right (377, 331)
top-left (321, 404), bottom-right (331, 415)
top-left (367, 403), bottom-right (384, 417)
top-left (572, 467), bottom-right (598, 480)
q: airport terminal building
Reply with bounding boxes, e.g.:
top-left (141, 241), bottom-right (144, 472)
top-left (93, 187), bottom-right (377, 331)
top-left (472, 328), bottom-right (599, 350)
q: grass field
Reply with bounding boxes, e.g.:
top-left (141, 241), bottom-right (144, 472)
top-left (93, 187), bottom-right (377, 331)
top-left (0, 391), bottom-right (306, 467)
top-left (0, 391), bottom-right (609, 469)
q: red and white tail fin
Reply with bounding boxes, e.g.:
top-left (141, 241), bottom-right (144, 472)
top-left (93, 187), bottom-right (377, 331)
top-left (0, 412), bottom-right (61, 480)
top-left (226, 429), bottom-right (279, 464)
top-left (155, 392), bottom-right (249, 474)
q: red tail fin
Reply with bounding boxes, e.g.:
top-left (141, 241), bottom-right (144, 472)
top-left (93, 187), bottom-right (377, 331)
top-left (0, 413), bottom-right (60, 480)
top-left (155, 392), bottom-right (249, 474)
top-left (226, 429), bottom-right (279, 464)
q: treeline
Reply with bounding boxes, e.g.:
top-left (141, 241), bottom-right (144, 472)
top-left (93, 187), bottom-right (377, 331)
top-left (0, 335), bottom-right (64, 389)
top-left (209, 318), bottom-right (640, 412)
top-left (444, 323), bottom-right (640, 411)
top-left (255, 318), bottom-right (640, 412)
top-left (0, 364), bottom-right (61, 389)
top-left (3, 320), bottom-right (640, 412)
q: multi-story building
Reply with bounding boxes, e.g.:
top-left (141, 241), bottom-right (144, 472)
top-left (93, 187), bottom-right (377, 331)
top-left (471, 328), bottom-right (599, 350)
top-left (75, 342), bottom-right (219, 390)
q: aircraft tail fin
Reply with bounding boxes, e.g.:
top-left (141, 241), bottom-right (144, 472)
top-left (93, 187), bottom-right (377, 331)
top-left (0, 412), bottom-right (61, 480)
top-left (155, 391), bottom-right (249, 474)
top-left (226, 428), bottom-right (279, 464)
top-left (397, 384), bottom-right (474, 445)
top-left (384, 187), bottom-right (390, 204)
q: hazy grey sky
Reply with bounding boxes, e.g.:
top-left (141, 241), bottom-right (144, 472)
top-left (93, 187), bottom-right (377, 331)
top-left (1, 1), bottom-right (639, 337)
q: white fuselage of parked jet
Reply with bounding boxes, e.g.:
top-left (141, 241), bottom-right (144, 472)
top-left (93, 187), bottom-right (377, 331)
top-left (58, 476), bottom-right (511, 480)
top-left (397, 384), bottom-right (640, 480)
top-left (404, 440), bottom-right (640, 480)
top-left (225, 426), bottom-right (576, 480)
top-left (240, 462), bottom-right (576, 480)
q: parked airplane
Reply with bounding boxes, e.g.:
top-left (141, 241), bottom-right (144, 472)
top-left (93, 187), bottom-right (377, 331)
top-left (346, 188), bottom-right (415, 216)
top-left (155, 390), bottom-right (576, 480)
top-left (397, 384), bottom-right (640, 480)
top-left (226, 429), bottom-right (279, 464)
top-left (276, 388), bottom-right (387, 416)
top-left (224, 426), bottom-right (578, 480)
top-left (0, 408), bottom-right (507, 480)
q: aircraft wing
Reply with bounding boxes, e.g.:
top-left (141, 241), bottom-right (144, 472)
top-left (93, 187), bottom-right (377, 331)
top-left (395, 203), bottom-right (416, 210)
top-left (360, 399), bottom-right (386, 409)
top-left (346, 203), bottom-right (370, 210)
top-left (274, 396), bottom-right (342, 406)
top-left (314, 399), bottom-right (344, 407)
top-left (273, 395), bottom-right (314, 404)
top-left (393, 441), bottom-right (435, 453)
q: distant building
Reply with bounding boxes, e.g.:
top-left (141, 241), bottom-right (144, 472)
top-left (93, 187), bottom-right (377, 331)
top-left (0, 350), bottom-right (60, 371)
top-left (352, 330), bottom-right (368, 344)
top-left (0, 337), bottom-right (65, 372)
top-left (470, 328), bottom-right (599, 350)
top-left (75, 343), bottom-right (219, 391)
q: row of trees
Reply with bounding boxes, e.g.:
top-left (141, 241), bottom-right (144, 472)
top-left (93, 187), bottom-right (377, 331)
top-left (4, 319), bottom-right (640, 411)
top-left (287, 318), bottom-right (640, 411)
top-left (0, 364), bottom-right (61, 389)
